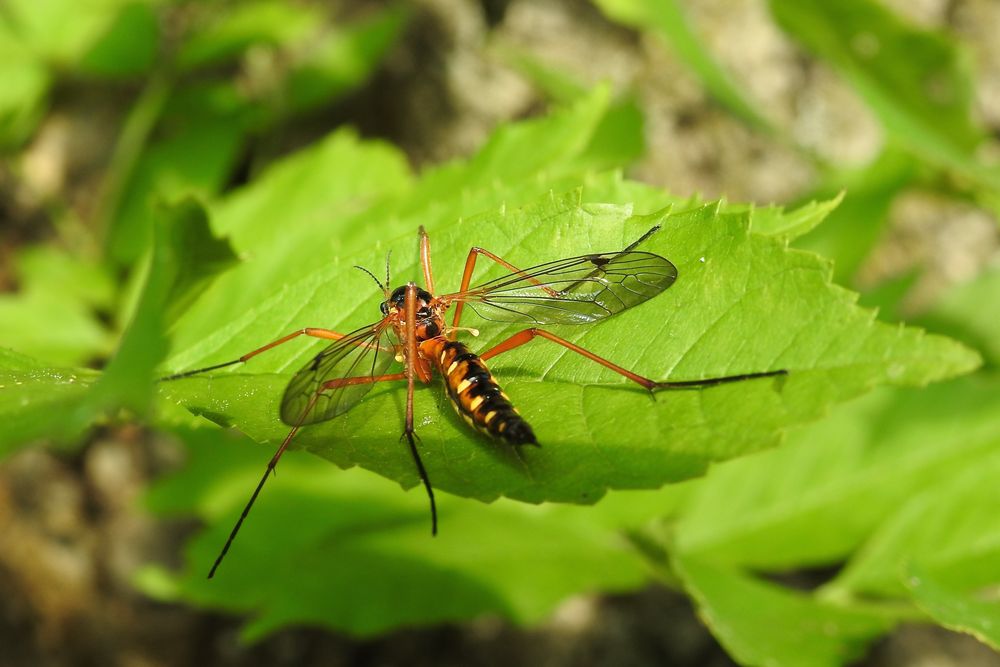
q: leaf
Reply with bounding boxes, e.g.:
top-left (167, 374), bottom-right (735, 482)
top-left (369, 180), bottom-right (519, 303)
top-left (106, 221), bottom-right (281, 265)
top-left (177, 0), bottom-right (326, 71)
top-left (78, 1), bottom-right (159, 78)
top-left (747, 193), bottom-right (844, 242)
top-left (138, 427), bottom-right (650, 638)
top-left (0, 20), bottom-right (49, 147)
top-left (493, 47), bottom-right (646, 169)
top-left (794, 147), bottom-right (917, 284)
top-left (169, 90), bottom-right (619, 355)
top-left (921, 267), bottom-right (1000, 367)
top-left (158, 190), bottom-right (978, 506)
top-left (906, 566), bottom-right (1000, 651)
top-left (2, 0), bottom-right (141, 65)
top-left (96, 199), bottom-right (236, 414)
top-left (830, 441), bottom-right (1000, 599)
top-left (674, 555), bottom-right (894, 667)
top-left (105, 85), bottom-right (245, 265)
top-left (670, 376), bottom-right (1000, 570)
top-left (0, 348), bottom-right (97, 456)
top-left (104, 7), bottom-right (404, 265)
top-left (768, 0), bottom-right (999, 190)
top-left (594, 0), bottom-right (774, 132)
top-left (0, 246), bottom-right (114, 366)
top-left (168, 129), bottom-right (413, 353)
top-left (497, 43), bottom-right (593, 104)
top-left (280, 7), bottom-right (407, 116)
top-left (0, 200), bottom-right (236, 455)
top-left (855, 269), bottom-right (919, 324)
top-left (161, 201), bottom-right (240, 326)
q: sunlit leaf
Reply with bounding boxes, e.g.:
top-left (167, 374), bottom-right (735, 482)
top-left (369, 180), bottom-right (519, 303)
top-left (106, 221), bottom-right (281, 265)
top-left (675, 555), bottom-right (894, 667)
top-left (906, 566), bottom-right (1000, 651)
top-left (0, 21), bottom-right (49, 146)
top-left (830, 442), bottom-right (1000, 598)
top-left (0, 348), bottom-right (96, 455)
top-left (97, 199), bottom-right (236, 414)
top-left (158, 190), bottom-right (978, 506)
top-left (671, 376), bottom-right (1000, 570)
top-left (138, 427), bottom-right (651, 638)
top-left (0, 246), bottom-right (114, 366)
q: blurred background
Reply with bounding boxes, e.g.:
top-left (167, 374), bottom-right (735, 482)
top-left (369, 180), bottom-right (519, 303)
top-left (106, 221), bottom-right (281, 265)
top-left (2, 0), bottom-right (1000, 665)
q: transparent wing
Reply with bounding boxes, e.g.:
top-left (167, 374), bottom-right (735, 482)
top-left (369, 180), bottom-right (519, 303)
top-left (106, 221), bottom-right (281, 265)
top-left (444, 251), bottom-right (678, 325)
top-left (280, 321), bottom-right (397, 426)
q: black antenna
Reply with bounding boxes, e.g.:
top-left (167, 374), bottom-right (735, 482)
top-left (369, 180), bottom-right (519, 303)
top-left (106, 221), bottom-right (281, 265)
top-left (354, 265), bottom-right (387, 294)
top-left (384, 250), bottom-right (392, 290)
top-left (623, 224), bottom-right (661, 252)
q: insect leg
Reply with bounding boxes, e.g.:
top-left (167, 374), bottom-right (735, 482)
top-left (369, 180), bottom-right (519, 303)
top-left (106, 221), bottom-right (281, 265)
top-left (403, 283), bottom-right (437, 535)
top-left (419, 226), bottom-right (435, 294)
top-left (323, 373), bottom-right (407, 389)
top-left (478, 328), bottom-right (787, 391)
top-left (161, 328), bottom-right (390, 381)
top-left (450, 248), bottom-right (560, 331)
top-left (207, 391), bottom-right (318, 579)
top-left (208, 371), bottom-right (408, 579)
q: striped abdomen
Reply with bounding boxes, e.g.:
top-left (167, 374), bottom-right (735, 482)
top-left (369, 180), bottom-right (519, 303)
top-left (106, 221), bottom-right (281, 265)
top-left (421, 339), bottom-right (536, 445)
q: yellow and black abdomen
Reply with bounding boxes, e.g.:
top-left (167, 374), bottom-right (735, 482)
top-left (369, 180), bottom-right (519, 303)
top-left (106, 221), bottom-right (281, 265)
top-left (423, 339), bottom-right (537, 446)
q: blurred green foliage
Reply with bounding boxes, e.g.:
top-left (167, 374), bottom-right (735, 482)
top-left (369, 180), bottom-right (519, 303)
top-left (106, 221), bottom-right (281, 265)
top-left (2, 0), bottom-right (1000, 664)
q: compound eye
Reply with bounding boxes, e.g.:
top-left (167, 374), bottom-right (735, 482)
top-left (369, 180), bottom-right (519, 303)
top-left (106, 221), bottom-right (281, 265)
top-left (380, 302), bottom-right (389, 316)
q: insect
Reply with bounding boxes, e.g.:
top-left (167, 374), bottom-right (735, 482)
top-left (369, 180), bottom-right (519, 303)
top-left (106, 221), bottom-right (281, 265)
top-left (164, 225), bottom-right (786, 577)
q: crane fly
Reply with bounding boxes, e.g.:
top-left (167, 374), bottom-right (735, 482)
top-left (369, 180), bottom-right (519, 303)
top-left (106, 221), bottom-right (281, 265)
top-left (163, 225), bottom-right (787, 578)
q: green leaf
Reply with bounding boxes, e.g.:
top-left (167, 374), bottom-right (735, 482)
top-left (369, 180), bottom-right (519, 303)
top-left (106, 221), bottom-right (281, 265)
top-left (138, 427), bottom-right (650, 638)
top-left (495, 46), bottom-right (646, 168)
top-left (97, 199), bottom-right (236, 414)
top-left (105, 84), bottom-right (245, 265)
top-left (794, 147), bottom-right (917, 285)
top-left (158, 191), bottom-right (978, 506)
top-left (169, 90), bottom-right (617, 355)
top-left (906, 566), bottom-right (1000, 651)
top-left (280, 7), bottom-right (407, 116)
top-left (78, 1), bottom-right (159, 77)
top-left (768, 0), bottom-right (999, 189)
top-left (497, 43), bottom-right (592, 105)
top-left (746, 193), bottom-right (844, 242)
top-left (675, 555), bottom-right (894, 667)
top-left (3, 0), bottom-right (144, 66)
top-left (594, 0), bottom-right (774, 132)
top-left (830, 439), bottom-right (1000, 598)
top-left (0, 21), bottom-right (49, 146)
top-left (167, 129), bottom-right (413, 354)
top-left (856, 269), bottom-right (920, 324)
top-left (0, 246), bottom-right (114, 365)
top-left (921, 267), bottom-right (1000, 367)
top-left (671, 376), bottom-right (1000, 570)
top-left (0, 348), bottom-right (97, 456)
top-left (410, 86), bottom-right (617, 200)
top-left (161, 202), bottom-right (240, 326)
top-left (177, 0), bottom-right (325, 71)
top-left (104, 8), bottom-right (403, 265)
top-left (14, 245), bottom-right (116, 308)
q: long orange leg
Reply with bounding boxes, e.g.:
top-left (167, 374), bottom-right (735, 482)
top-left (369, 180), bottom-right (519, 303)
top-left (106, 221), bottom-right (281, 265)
top-left (403, 283), bottom-right (437, 535)
top-left (479, 328), bottom-right (787, 390)
top-left (161, 328), bottom-right (389, 381)
top-left (207, 371), bottom-right (408, 579)
top-left (419, 226), bottom-right (435, 294)
top-left (449, 247), bottom-right (560, 332)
